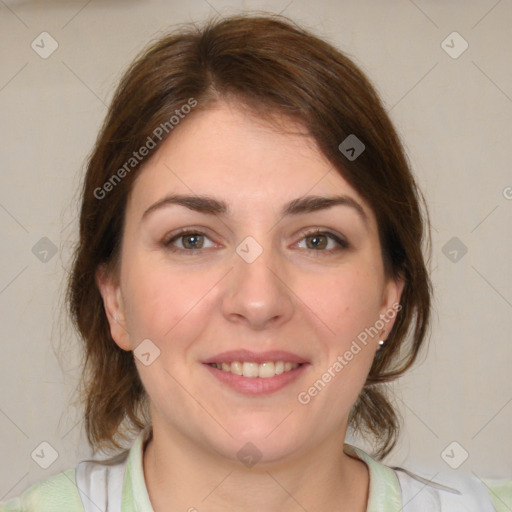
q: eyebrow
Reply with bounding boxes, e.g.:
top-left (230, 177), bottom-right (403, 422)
top-left (142, 193), bottom-right (368, 225)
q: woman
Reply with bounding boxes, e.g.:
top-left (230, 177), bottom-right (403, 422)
top-left (1, 13), bottom-right (510, 512)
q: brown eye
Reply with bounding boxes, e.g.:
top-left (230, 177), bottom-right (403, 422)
top-left (163, 230), bottom-right (214, 253)
top-left (298, 230), bottom-right (349, 253)
top-left (306, 233), bottom-right (329, 250)
top-left (180, 233), bottom-right (205, 249)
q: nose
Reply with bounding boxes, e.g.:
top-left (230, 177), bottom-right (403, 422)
top-left (221, 239), bottom-right (294, 331)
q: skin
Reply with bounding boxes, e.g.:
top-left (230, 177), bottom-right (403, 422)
top-left (97, 100), bottom-right (403, 512)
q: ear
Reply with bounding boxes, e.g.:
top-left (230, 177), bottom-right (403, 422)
top-left (95, 263), bottom-right (132, 351)
top-left (378, 274), bottom-right (405, 339)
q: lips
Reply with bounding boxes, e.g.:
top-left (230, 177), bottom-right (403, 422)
top-left (201, 349), bottom-right (310, 395)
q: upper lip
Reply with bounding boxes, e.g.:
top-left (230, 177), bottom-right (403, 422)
top-left (202, 350), bottom-right (309, 365)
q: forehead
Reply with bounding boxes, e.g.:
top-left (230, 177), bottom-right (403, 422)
top-left (127, 102), bottom-right (374, 222)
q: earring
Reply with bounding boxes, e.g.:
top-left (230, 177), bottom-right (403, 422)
top-left (378, 328), bottom-right (386, 349)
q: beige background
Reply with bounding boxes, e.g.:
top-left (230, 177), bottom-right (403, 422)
top-left (1, 0), bottom-right (511, 501)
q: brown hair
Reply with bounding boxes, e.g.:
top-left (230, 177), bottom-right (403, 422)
top-left (67, 13), bottom-right (431, 459)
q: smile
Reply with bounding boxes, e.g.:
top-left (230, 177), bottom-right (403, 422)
top-left (207, 361), bottom-right (301, 378)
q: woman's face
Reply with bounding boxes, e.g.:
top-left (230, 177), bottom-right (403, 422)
top-left (98, 101), bottom-right (403, 464)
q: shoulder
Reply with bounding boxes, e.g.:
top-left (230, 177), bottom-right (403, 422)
top-left (346, 443), bottom-right (511, 512)
top-left (396, 467), bottom-right (512, 512)
top-left (0, 469), bottom-right (83, 512)
top-left (0, 428), bottom-right (149, 512)
top-left (482, 477), bottom-right (512, 512)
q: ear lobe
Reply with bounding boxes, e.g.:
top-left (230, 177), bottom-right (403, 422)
top-left (95, 264), bottom-right (131, 351)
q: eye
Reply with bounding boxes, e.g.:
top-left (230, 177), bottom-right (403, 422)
top-left (296, 229), bottom-right (349, 254)
top-left (162, 228), bottom-right (349, 255)
top-left (163, 229), bottom-right (216, 253)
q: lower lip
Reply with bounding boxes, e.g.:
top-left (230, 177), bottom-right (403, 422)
top-left (203, 363), bottom-right (309, 395)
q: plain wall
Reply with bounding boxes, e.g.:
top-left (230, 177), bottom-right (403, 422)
top-left (1, 0), bottom-right (511, 501)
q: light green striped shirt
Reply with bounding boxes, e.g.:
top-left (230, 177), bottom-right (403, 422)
top-left (1, 429), bottom-right (511, 511)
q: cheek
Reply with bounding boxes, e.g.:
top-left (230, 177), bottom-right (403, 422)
top-left (121, 255), bottom-right (216, 345)
top-left (297, 265), bottom-right (384, 341)
top-left (121, 260), bottom-right (216, 400)
top-left (293, 266), bottom-right (382, 401)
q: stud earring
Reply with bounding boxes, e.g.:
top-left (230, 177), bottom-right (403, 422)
top-left (378, 328), bottom-right (386, 349)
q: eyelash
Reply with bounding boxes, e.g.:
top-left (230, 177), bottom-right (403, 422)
top-left (162, 228), bottom-right (349, 256)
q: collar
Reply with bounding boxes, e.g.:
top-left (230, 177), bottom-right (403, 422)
top-left (343, 444), bottom-right (402, 512)
top-left (122, 428), bottom-right (402, 511)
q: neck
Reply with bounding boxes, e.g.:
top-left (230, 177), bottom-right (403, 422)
top-left (142, 422), bottom-right (369, 512)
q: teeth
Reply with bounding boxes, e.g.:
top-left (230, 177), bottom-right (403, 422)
top-left (243, 362), bottom-right (259, 378)
top-left (258, 362), bottom-right (275, 378)
top-left (230, 361), bottom-right (243, 375)
top-left (209, 361), bottom-right (300, 378)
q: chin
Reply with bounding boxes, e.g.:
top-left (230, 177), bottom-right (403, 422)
top-left (212, 415), bottom-right (305, 459)
top-left (209, 434), bottom-right (303, 468)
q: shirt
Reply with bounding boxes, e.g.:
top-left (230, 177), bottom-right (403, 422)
top-left (1, 427), bottom-right (511, 511)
